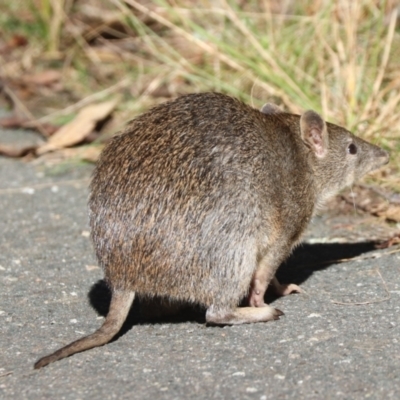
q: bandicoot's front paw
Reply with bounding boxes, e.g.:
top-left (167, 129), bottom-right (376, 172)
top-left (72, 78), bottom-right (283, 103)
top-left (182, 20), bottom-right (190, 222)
top-left (271, 277), bottom-right (303, 296)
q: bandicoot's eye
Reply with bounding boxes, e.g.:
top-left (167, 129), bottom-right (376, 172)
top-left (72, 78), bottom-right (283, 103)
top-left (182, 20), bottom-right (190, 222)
top-left (347, 143), bottom-right (357, 155)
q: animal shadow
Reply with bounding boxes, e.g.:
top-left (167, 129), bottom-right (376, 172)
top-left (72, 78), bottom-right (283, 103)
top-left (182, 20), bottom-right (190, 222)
top-left (88, 280), bottom-right (206, 340)
top-left (88, 240), bottom-right (377, 337)
top-left (266, 240), bottom-right (376, 302)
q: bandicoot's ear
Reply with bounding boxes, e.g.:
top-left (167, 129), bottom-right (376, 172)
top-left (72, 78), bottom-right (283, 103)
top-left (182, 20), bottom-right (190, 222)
top-left (260, 103), bottom-right (283, 115)
top-left (300, 110), bottom-right (328, 158)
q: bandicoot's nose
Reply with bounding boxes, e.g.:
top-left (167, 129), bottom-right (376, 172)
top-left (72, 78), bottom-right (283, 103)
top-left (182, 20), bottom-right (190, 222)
top-left (377, 148), bottom-right (390, 166)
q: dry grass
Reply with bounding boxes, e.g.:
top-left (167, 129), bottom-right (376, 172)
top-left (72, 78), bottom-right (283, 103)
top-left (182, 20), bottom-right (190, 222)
top-left (0, 0), bottom-right (399, 187)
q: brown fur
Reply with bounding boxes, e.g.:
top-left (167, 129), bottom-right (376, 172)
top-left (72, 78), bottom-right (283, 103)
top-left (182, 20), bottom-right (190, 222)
top-left (34, 92), bottom-right (389, 368)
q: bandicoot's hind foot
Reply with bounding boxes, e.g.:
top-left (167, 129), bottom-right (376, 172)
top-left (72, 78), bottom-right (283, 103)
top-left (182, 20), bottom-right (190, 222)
top-left (270, 277), bottom-right (303, 296)
top-left (206, 304), bottom-right (284, 325)
top-left (34, 290), bottom-right (135, 369)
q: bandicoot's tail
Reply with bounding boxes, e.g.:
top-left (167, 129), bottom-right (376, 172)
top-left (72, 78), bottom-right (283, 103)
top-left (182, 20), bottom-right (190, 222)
top-left (34, 290), bottom-right (135, 369)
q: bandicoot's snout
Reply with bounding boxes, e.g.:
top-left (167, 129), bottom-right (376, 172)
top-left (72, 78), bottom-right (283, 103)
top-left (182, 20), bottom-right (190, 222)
top-left (377, 148), bottom-right (390, 165)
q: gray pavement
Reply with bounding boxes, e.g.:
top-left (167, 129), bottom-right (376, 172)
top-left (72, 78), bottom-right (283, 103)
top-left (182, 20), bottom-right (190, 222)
top-left (1, 122), bottom-right (400, 399)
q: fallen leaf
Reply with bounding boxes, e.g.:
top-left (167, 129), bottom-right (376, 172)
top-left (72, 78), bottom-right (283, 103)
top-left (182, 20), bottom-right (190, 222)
top-left (79, 145), bottom-right (103, 162)
top-left (0, 34), bottom-right (28, 55)
top-left (0, 116), bottom-right (59, 136)
top-left (376, 233), bottom-right (400, 249)
top-left (0, 115), bottom-right (31, 128)
top-left (0, 144), bottom-right (36, 158)
top-left (82, 131), bottom-right (99, 144)
top-left (378, 205), bottom-right (400, 222)
top-left (9, 34), bottom-right (28, 48)
top-left (23, 70), bottom-right (61, 86)
top-left (90, 46), bottom-right (124, 62)
top-left (37, 99), bottom-right (119, 154)
top-left (26, 122), bottom-right (59, 137)
top-left (341, 185), bottom-right (400, 223)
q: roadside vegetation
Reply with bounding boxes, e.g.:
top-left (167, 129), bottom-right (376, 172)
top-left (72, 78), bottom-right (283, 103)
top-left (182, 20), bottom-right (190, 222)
top-left (0, 0), bottom-right (399, 190)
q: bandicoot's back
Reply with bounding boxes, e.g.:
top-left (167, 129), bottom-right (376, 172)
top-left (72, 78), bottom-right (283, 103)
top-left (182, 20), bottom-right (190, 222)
top-left (88, 92), bottom-right (312, 306)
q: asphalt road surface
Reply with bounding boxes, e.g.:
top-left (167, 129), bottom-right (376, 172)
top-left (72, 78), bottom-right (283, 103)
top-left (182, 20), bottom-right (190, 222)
top-left (1, 121), bottom-right (399, 399)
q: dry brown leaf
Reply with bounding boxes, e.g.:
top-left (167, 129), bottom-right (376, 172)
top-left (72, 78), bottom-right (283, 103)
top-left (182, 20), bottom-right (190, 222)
top-left (0, 144), bottom-right (36, 158)
top-left (36, 145), bottom-right (103, 165)
top-left (0, 34), bottom-right (28, 55)
top-left (0, 116), bottom-right (59, 137)
top-left (0, 115), bottom-right (31, 129)
top-left (378, 205), bottom-right (400, 222)
top-left (37, 99), bottom-right (119, 155)
top-left (9, 35), bottom-right (28, 48)
top-left (376, 233), bottom-right (400, 249)
top-left (23, 70), bottom-right (62, 86)
top-left (78, 145), bottom-right (103, 163)
top-left (90, 47), bottom-right (125, 62)
top-left (341, 185), bottom-right (400, 223)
